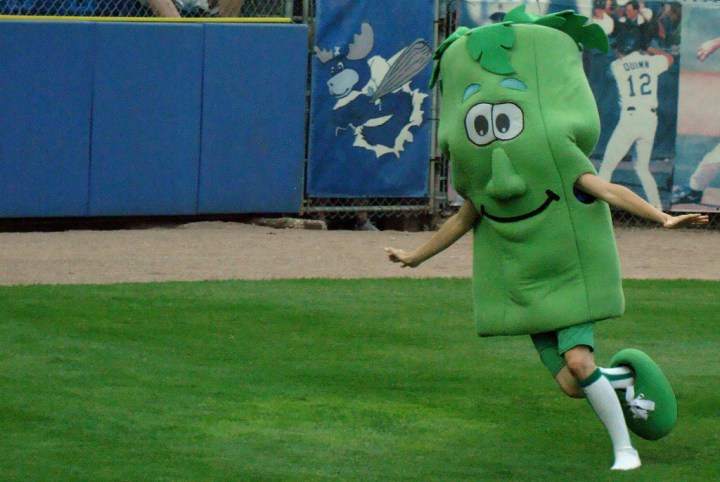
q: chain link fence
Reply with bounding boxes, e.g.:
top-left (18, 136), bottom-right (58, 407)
top-left (301, 154), bottom-right (448, 229)
top-left (0, 0), bottom-right (299, 18)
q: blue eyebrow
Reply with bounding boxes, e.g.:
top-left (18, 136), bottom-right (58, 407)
top-left (462, 83), bottom-right (481, 102)
top-left (501, 78), bottom-right (527, 91)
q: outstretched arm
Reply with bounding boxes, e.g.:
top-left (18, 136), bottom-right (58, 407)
top-left (698, 37), bottom-right (720, 62)
top-left (576, 173), bottom-right (709, 228)
top-left (385, 199), bottom-right (480, 268)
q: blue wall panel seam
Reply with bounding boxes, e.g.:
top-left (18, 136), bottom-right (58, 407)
top-left (86, 21), bottom-right (98, 217)
top-left (195, 24), bottom-right (207, 215)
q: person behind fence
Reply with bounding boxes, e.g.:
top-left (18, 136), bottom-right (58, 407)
top-left (355, 211), bottom-right (379, 231)
top-left (141, 0), bottom-right (244, 17)
top-left (656, 2), bottom-right (682, 51)
top-left (592, 0), bottom-right (615, 37)
top-left (673, 35), bottom-right (720, 206)
top-left (384, 7), bottom-right (708, 471)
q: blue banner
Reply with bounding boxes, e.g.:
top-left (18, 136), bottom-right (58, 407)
top-left (306, 0), bottom-right (435, 197)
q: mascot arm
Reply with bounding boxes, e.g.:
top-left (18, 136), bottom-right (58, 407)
top-left (576, 174), bottom-right (706, 228)
top-left (385, 200), bottom-right (479, 268)
top-left (576, 174), bottom-right (688, 228)
top-left (576, 174), bottom-right (669, 224)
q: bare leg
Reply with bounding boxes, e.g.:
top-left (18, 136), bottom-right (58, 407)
top-left (634, 136), bottom-right (662, 209)
top-left (562, 346), bottom-right (640, 471)
top-left (598, 119), bottom-right (635, 182)
top-left (691, 143), bottom-right (720, 191)
top-left (554, 365), bottom-right (585, 399)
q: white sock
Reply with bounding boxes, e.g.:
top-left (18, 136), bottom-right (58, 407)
top-left (600, 366), bottom-right (635, 390)
top-left (581, 369), bottom-right (641, 470)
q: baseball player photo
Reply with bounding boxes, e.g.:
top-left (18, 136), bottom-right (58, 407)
top-left (672, 35), bottom-right (720, 208)
top-left (598, 25), bottom-right (674, 210)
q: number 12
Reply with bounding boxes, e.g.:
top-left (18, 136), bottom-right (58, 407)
top-left (628, 73), bottom-right (651, 96)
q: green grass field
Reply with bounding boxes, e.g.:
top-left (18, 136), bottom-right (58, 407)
top-left (1, 279), bottom-right (718, 481)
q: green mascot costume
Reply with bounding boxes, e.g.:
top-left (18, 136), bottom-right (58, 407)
top-left (433, 8), bottom-right (624, 336)
top-left (430, 4), bottom-right (676, 461)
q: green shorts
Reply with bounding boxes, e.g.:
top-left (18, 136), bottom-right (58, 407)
top-left (530, 322), bottom-right (595, 377)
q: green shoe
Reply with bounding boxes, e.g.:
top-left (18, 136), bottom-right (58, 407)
top-left (610, 348), bottom-right (677, 441)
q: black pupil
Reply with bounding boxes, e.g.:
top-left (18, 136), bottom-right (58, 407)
top-left (475, 115), bottom-right (489, 136)
top-left (496, 113), bottom-right (510, 133)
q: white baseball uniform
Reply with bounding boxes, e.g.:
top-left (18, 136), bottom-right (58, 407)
top-left (598, 51), bottom-right (671, 209)
top-left (690, 143), bottom-right (720, 192)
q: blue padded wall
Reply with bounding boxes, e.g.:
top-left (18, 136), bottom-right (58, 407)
top-left (197, 24), bottom-right (308, 214)
top-left (0, 21), bottom-right (93, 217)
top-left (1, 20), bottom-right (308, 218)
top-left (89, 22), bottom-right (204, 216)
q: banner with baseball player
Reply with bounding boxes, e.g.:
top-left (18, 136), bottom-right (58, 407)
top-left (421, 0), bottom-right (720, 211)
top-left (306, 0), bottom-right (434, 198)
top-left (671, 2), bottom-right (720, 212)
top-left (457, 0), bottom-right (682, 210)
top-left (588, 0), bottom-right (681, 210)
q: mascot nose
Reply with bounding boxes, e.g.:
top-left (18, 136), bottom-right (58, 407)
top-left (486, 148), bottom-right (528, 200)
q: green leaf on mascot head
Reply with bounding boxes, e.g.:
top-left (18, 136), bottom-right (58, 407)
top-left (433, 27), bottom-right (471, 61)
top-left (551, 11), bottom-right (609, 52)
top-left (430, 5), bottom-right (609, 90)
top-left (465, 24), bottom-right (516, 75)
top-left (430, 27), bottom-right (471, 89)
top-left (576, 21), bottom-right (610, 52)
top-left (505, 5), bottom-right (609, 53)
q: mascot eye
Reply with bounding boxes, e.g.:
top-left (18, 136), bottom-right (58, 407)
top-left (495, 114), bottom-right (510, 133)
top-left (492, 103), bottom-right (524, 140)
top-left (465, 103), bottom-right (496, 147)
top-left (336, 62), bottom-right (344, 72)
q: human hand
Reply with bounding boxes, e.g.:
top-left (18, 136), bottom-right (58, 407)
top-left (385, 247), bottom-right (421, 268)
top-left (663, 213), bottom-right (709, 229)
top-left (697, 37), bottom-right (720, 62)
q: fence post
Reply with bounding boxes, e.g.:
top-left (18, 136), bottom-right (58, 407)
top-left (302, 0), bottom-right (310, 23)
top-left (284, 0), bottom-right (293, 18)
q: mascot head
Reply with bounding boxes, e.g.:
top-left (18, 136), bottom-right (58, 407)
top-left (432, 6), bottom-right (608, 226)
